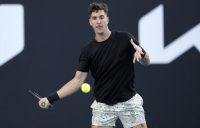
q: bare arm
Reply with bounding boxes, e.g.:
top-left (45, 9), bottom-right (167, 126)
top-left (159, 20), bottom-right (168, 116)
top-left (57, 71), bottom-right (88, 99)
top-left (38, 71), bottom-right (88, 108)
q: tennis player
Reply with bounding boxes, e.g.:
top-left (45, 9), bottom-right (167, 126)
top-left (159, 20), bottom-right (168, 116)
top-left (39, 2), bottom-right (150, 128)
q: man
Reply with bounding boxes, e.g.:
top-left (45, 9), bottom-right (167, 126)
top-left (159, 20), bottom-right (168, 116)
top-left (39, 2), bottom-right (150, 128)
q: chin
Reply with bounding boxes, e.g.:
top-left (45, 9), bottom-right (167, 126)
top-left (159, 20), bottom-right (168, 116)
top-left (95, 30), bottom-right (105, 35)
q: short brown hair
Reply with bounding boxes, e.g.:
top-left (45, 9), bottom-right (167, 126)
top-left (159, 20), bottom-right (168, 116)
top-left (88, 2), bottom-right (109, 18)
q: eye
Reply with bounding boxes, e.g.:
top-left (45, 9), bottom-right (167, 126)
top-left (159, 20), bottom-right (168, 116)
top-left (100, 15), bottom-right (105, 19)
top-left (92, 16), bottom-right (97, 20)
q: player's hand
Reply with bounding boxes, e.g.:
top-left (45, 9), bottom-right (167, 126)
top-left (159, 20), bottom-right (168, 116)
top-left (130, 39), bottom-right (144, 63)
top-left (38, 97), bottom-right (51, 109)
top-left (133, 49), bottom-right (143, 63)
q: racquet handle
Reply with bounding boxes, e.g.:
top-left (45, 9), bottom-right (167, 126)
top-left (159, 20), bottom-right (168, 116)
top-left (28, 90), bottom-right (53, 109)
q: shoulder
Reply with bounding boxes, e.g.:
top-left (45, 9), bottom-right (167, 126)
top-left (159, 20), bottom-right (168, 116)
top-left (112, 30), bottom-right (129, 35)
top-left (112, 30), bottom-right (133, 39)
top-left (80, 39), bottom-right (95, 55)
top-left (82, 39), bottom-right (94, 49)
top-left (113, 30), bottom-right (139, 45)
top-left (111, 30), bottom-right (132, 41)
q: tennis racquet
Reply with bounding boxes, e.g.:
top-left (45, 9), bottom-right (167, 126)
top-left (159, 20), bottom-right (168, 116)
top-left (28, 90), bottom-right (53, 109)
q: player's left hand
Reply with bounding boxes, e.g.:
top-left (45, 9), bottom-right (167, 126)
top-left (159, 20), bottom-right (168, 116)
top-left (130, 39), bottom-right (144, 63)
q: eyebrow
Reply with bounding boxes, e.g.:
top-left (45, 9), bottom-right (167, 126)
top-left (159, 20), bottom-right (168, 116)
top-left (91, 14), bottom-right (105, 18)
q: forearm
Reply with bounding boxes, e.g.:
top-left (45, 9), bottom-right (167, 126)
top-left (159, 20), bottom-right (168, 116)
top-left (39, 65), bottom-right (88, 109)
top-left (39, 78), bottom-right (83, 109)
top-left (44, 71), bottom-right (87, 106)
top-left (57, 77), bottom-right (83, 99)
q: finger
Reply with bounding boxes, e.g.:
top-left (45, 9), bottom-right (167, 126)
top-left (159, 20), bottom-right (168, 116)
top-left (137, 55), bottom-right (140, 62)
top-left (139, 54), bottom-right (143, 61)
top-left (39, 101), bottom-right (43, 108)
top-left (38, 99), bottom-right (43, 106)
top-left (134, 53), bottom-right (138, 62)
top-left (137, 48), bottom-right (143, 54)
top-left (138, 53), bottom-right (142, 60)
top-left (136, 46), bottom-right (143, 53)
top-left (130, 39), bottom-right (138, 49)
top-left (130, 39), bottom-right (133, 44)
top-left (133, 56), bottom-right (136, 63)
top-left (136, 51), bottom-right (142, 59)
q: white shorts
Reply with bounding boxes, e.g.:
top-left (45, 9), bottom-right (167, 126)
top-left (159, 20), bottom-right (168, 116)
top-left (91, 93), bottom-right (146, 128)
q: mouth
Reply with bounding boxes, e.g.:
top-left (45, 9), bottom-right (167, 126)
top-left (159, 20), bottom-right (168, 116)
top-left (96, 25), bottom-right (103, 29)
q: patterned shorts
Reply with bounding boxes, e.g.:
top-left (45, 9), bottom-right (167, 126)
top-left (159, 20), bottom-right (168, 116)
top-left (91, 93), bottom-right (146, 128)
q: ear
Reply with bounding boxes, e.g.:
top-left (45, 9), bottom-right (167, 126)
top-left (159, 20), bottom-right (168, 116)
top-left (89, 18), bottom-right (92, 26)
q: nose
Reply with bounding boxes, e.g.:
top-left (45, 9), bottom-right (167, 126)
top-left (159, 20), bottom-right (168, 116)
top-left (96, 18), bottom-right (101, 24)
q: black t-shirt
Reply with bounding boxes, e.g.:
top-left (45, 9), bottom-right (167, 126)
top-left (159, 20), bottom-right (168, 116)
top-left (77, 31), bottom-right (139, 105)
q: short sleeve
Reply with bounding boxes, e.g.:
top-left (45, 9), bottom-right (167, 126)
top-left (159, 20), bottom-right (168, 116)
top-left (77, 47), bottom-right (89, 72)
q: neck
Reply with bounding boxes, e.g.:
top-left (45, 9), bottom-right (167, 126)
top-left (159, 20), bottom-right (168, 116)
top-left (95, 29), bottom-right (111, 42)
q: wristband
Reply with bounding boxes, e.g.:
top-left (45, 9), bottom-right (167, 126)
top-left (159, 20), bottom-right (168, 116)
top-left (47, 92), bottom-right (60, 104)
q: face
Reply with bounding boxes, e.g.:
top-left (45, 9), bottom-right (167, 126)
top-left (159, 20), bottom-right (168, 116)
top-left (89, 10), bottom-right (109, 35)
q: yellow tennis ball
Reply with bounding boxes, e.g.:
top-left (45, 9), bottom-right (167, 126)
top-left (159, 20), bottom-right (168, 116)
top-left (81, 83), bottom-right (91, 93)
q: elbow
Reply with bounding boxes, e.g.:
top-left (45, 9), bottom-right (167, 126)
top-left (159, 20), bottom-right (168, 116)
top-left (73, 71), bottom-right (87, 85)
top-left (73, 75), bottom-right (84, 85)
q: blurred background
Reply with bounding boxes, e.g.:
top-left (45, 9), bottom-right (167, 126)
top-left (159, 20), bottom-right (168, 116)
top-left (0, 0), bottom-right (199, 128)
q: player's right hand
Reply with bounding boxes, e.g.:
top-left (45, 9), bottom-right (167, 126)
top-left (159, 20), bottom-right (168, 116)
top-left (38, 97), bottom-right (51, 109)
